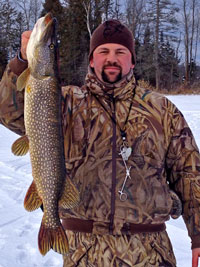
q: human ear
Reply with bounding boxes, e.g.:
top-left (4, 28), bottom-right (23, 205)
top-left (90, 57), bottom-right (94, 68)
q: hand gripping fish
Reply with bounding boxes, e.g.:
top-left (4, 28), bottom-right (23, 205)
top-left (11, 13), bottom-right (80, 255)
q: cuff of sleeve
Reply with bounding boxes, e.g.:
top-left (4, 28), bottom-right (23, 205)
top-left (9, 52), bottom-right (28, 76)
top-left (191, 234), bottom-right (200, 249)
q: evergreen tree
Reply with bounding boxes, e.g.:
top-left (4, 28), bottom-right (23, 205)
top-left (0, 0), bottom-right (22, 77)
top-left (41, 0), bottom-right (63, 16)
top-left (41, 0), bottom-right (91, 85)
top-left (0, 45), bottom-right (8, 79)
top-left (61, 0), bottom-right (90, 85)
top-left (41, 0), bottom-right (70, 84)
top-left (159, 32), bottom-right (179, 90)
top-left (41, 0), bottom-right (122, 85)
top-left (134, 26), bottom-right (155, 85)
top-left (134, 26), bottom-right (179, 90)
top-left (146, 0), bottom-right (179, 90)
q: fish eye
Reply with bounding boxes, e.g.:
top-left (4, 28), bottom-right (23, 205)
top-left (49, 43), bottom-right (54, 50)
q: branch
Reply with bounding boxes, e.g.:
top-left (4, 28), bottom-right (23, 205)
top-left (83, 1), bottom-right (92, 39)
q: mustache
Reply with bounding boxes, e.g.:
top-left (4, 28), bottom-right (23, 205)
top-left (103, 62), bottom-right (122, 70)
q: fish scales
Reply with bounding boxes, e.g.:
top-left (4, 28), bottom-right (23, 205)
top-left (12, 13), bottom-right (80, 256)
top-left (25, 76), bottom-right (64, 213)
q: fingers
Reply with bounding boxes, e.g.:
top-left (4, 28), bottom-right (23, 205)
top-left (20, 31), bottom-right (32, 60)
top-left (192, 248), bottom-right (199, 267)
top-left (192, 255), bottom-right (198, 267)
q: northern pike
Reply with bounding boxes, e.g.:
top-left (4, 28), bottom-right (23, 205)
top-left (12, 13), bottom-right (80, 255)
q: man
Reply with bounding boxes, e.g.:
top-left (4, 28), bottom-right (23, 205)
top-left (0, 19), bottom-right (200, 267)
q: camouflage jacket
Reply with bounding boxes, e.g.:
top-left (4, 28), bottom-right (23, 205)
top-left (1, 57), bottom-right (200, 249)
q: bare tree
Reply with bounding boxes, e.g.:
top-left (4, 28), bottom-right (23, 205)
top-left (125, 0), bottom-right (147, 40)
top-left (189, 0), bottom-right (196, 77)
top-left (183, 0), bottom-right (190, 81)
top-left (32, 0), bottom-right (43, 24)
top-left (179, 0), bottom-right (200, 82)
top-left (17, 0), bottom-right (43, 29)
top-left (113, 0), bottom-right (121, 20)
top-left (154, 0), bottom-right (160, 90)
top-left (194, 11), bottom-right (200, 64)
top-left (83, 1), bottom-right (92, 39)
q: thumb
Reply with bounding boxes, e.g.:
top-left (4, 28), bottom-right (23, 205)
top-left (192, 249), bottom-right (199, 267)
top-left (21, 31), bottom-right (32, 60)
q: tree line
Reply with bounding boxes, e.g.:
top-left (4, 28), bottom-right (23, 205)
top-left (0, 0), bottom-right (199, 91)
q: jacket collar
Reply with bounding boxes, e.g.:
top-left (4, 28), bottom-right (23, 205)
top-left (85, 67), bottom-right (136, 101)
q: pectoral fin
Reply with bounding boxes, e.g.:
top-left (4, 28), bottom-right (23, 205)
top-left (59, 177), bottom-right (80, 209)
top-left (11, 135), bottom-right (29, 156)
top-left (24, 181), bottom-right (43, 211)
top-left (17, 68), bottom-right (30, 91)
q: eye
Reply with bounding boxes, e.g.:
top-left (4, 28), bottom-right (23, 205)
top-left (49, 43), bottom-right (54, 50)
top-left (117, 51), bottom-right (125, 55)
top-left (99, 50), bottom-right (108, 54)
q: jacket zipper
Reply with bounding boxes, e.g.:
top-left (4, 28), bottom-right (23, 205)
top-left (109, 97), bottom-right (117, 234)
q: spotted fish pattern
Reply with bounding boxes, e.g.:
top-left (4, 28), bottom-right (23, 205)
top-left (1, 57), bottom-right (200, 264)
top-left (1, 14), bottom-right (79, 256)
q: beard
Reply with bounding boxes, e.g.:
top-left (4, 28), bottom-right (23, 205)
top-left (101, 63), bottom-right (122, 84)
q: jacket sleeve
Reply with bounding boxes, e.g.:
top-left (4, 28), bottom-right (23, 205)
top-left (166, 104), bottom-right (200, 249)
top-left (0, 56), bottom-right (28, 136)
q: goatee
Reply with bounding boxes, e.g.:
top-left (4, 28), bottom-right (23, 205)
top-left (102, 63), bottom-right (122, 84)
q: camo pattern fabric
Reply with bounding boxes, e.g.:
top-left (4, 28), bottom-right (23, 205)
top-left (1, 60), bottom-right (200, 260)
top-left (63, 229), bottom-right (176, 266)
top-left (0, 64), bottom-right (25, 135)
top-left (60, 69), bottom-right (200, 248)
top-left (60, 70), bottom-right (174, 232)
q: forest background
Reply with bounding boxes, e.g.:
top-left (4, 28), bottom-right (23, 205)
top-left (0, 0), bottom-right (200, 93)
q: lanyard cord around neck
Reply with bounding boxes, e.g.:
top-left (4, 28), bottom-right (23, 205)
top-left (92, 86), bottom-right (136, 141)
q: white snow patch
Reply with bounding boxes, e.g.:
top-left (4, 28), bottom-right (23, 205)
top-left (0, 94), bottom-right (200, 266)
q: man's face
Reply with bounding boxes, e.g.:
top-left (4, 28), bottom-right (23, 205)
top-left (90, 43), bottom-right (134, 84)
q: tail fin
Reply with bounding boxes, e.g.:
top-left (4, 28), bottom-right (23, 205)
top-left (24, 181), bottom-right (42, 211)
top-left (38, 221), bottom-right (69, 255)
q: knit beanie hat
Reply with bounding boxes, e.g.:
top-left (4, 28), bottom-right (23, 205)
top-left (89, 20), bottom-right (136, 64)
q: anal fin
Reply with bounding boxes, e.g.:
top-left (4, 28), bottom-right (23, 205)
top-left (24, 181), bottom-right (42, 211)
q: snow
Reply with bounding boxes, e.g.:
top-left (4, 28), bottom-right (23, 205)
top-left (0, 94), bottom-right (200, 267)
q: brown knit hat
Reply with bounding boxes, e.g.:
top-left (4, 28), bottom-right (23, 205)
top-left (89, 20), bottom-right (136, 64)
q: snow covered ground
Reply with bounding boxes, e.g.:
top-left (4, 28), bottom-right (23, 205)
top-left (0, 94), bottom-right (199, 267)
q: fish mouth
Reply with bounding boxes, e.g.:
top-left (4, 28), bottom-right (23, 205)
top-left (40, 13), bottom-right (57, 45)
top-left (44, 13), bottom-right (53, 25)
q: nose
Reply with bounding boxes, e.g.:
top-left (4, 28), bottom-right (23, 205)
top-left (106, 51), bottom-right (117, 64)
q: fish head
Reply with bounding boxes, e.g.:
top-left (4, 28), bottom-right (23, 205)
top-left (27, 13), bottom-right (58, 77)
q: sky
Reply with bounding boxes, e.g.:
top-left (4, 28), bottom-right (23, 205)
top-left (9, 0), bottom-right (200, 66)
